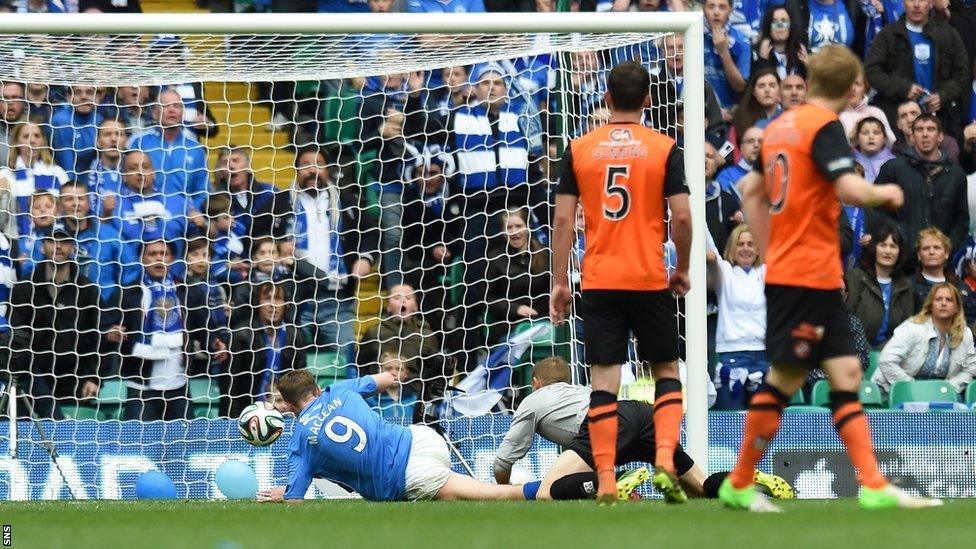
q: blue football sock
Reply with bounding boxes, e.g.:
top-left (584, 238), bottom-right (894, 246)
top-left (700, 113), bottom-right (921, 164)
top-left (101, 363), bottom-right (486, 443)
top-left (522, 480), bottom-right (541, 501)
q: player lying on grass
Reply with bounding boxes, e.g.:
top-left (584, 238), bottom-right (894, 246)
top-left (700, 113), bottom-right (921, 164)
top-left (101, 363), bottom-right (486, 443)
top-left (494, 357), bottom-right (793, 502)
top-left (258, 369), bottom-right (533, 503)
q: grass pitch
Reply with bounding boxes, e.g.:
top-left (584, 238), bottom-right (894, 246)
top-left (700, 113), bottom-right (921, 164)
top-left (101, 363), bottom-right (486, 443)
top-left (3, 499), bottom-right (971, 549)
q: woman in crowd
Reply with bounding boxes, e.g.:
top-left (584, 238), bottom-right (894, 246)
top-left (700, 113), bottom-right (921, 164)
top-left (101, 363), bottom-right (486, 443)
top-left (730, 68), bottom-right (781, 144)
top-left (911, 228), bottom-right (975, 321)
top-left (485, 208), bottom-right (551, 344)
top-left (751, 4), bottom-right (807, 79)
top-left (219, 281), bottom-right (307, 418)
top-left (3, 121), bottom-right (68, 235)
top-left (840, 75), bottom-right (897, 147)
top-left (845, 224), bottom-right (913, 348)
top-left (873, 283), bottom-right (976, 396)
top-left (707, 224), bottom-right (767, 409)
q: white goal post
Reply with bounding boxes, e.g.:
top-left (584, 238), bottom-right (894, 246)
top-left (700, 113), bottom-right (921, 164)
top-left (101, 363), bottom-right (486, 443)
top-left (0, 11), bottom-right (708, 483)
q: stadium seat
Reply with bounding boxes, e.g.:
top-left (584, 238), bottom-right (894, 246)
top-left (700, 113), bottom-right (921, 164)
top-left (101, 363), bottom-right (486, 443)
top-left (320, 85), bottom-right (360, 146)
top-left (788, 390), bottom-right (805, 406)
top-left (810, 379), bottom-right (830, 408)
top-left (308, 351), bottom-right (345, 387)
top-left (888, 380), bottom-right (957, 409)
top-left (783, 405), bottom-right (829, 413)
top-left (808, 379), bottom-right (885, 409)
top-left (443, 258), bottom-right (465, 308)
top-left (860, 381), bottom-right (885, 409)
top-left (865, 350), bottom-right (880, 381)
top-left (189, 378), bottom-right (221, 419)
top-left (98, 379), bottom-right (128, 420)
top-left (60, 405), bottom-right (101, 420)
top-left (965, 381), bottom-right (976, 408)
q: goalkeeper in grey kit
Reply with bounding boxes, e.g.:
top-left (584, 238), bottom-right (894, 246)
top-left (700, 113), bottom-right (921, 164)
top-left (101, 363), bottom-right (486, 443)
top-left (493, 357), bottom-right (795, 501)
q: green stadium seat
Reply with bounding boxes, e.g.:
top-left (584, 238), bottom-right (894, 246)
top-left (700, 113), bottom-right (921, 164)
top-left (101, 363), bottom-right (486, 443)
top-left (806, 379), bottom-right (885, 409)
top-left (888, 380), bottom-right (957, 409)
top-left (860, 381), bottom-right (885, 408)
top-left (788, 390), bottom-right (805, 406)
top-left (443, 258), bottom-right (464, 308)
top-left (783, 405), bottom-right (830, 413)
top-left (965, 381), bottom-right (976, 408)
top-left (308, 351), bottom-right (345, 387)
top-left (320, 85), bottom-right (360, 146)
top-left (810, 379), bottom-right (830, 408)
top-left (60, 405), bottom-right (101, 420)
top-left (865, 350), bottom-right (880, 381)
top-left (189, 378), bottom-right (221, 419)
top-left (98, 379), bottom-right (128, 420)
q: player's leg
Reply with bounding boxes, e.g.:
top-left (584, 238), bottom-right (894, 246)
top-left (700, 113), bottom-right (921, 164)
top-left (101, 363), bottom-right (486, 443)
top-left (629, 291), bottom-right (685, 498)
top-left (821, 355), bottom-right (942, 509)
top-left (536, 449), bottom-right (595, 501)
top-left (721, 285), bottom-right (829, 512)
top-left (581, 290), bottom-right (630, 504)
top-left (720, 362), bottom-right (803, 511)
top-left (434, 473), bottom-right (527, 501)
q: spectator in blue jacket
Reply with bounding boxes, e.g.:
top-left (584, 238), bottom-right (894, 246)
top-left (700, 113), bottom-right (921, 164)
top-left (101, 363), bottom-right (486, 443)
top-left (88, 118), bottom-right (128, 222)
top-left (4, 120), bottom-right (69, 235)
top-left (114, 150), bottom-right (190, 286)
top-left (716, 125), bottom-right (763, 199)
top-left (59, 179), bottom-right (129, 302)
top-left (15, 190), bottom-right (56, 279)
top-left (129, 88), bottom-right (210, 206)
top-left (366, 351), bottom-right (419, 419)
top-left (318, 0), bottom-right (368, 11)
top-left (51, 85), bottom-right (103, 181)
top-left (214, 146), bottom-right (292, 246)
top-left (704, 0), bottom-right (751, 109)
top-left (203, 192), bottom-right (249, 285)
top-left (15, 0), bottom-right (66, 13)
top-left (406, 0), bottom-right (485, 12)
top-left (448, 62), bottom-right (534, 360)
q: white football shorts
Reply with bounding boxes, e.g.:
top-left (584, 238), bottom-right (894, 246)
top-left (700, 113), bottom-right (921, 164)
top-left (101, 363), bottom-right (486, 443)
top-left (403, 425), bottom-right (453, 501)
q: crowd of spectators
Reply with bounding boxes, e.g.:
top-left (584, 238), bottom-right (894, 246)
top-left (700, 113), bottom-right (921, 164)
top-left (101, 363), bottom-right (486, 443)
top-left (4, 0), bottom-right (976, 420)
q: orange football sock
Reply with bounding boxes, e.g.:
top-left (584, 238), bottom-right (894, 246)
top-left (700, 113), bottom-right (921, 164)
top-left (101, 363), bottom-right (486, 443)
top-left (588, 390), bottom-right (619, 494)
top-left (831, 392), bottom-right (887, 490)
top-left (729, 385), bottom-right (788, 489)
top-left (652, 378), bottom-right (683, 474)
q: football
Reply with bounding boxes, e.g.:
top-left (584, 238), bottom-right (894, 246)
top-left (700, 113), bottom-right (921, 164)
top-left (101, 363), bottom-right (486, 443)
top-left (237, 403), bottom-right (285, 447)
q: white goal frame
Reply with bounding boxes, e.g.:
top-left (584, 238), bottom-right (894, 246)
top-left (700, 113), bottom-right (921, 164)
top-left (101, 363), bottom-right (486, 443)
top-left (0, 11), bottom-right (709, 466)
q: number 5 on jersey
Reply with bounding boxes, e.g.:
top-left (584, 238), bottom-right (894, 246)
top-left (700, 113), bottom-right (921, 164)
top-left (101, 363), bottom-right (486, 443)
top-left (604, 165), bottom-right (631, 220)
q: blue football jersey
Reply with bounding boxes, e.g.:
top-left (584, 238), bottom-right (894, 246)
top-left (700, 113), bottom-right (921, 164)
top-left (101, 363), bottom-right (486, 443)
top-left (283, 377), bottom-right (414, 501)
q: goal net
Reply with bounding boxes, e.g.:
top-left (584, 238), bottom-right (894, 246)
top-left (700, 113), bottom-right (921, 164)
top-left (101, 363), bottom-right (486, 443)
top-left (0, 13), bottom-right (707, 500)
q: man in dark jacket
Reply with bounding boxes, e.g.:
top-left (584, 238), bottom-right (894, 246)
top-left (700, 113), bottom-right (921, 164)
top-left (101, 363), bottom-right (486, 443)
top-left (864, 4), bottom-right (970, 141)
top-left (8, 224), bottom-right (100, 419)
top-left (100, 239), bottom-right (214, 421)
top-left (941, 0), bottom-right (976, 69)
top-left (874, 114), bottom-right (970, 266)
top-left (213, 146), bottom-right (292, 246)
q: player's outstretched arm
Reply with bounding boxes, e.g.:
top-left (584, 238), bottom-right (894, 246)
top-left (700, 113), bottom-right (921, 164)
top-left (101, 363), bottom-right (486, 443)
top-left (257, 486), bottom-right (304, 504)
top-left (835, 172), bottom-right (904, 211)
top-left (738, 171), bottom-right (771, 257)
